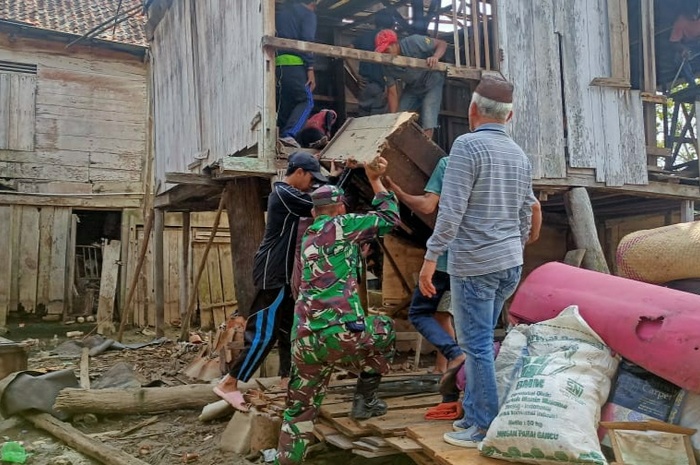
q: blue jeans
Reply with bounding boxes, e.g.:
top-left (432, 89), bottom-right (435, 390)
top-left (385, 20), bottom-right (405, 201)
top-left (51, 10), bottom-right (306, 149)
top-left (408, 271), bottom-right (462, 362)
top-left (399, 72), bottom-right (445, 130)
top-left (451, 266), bottom-right (522, 430)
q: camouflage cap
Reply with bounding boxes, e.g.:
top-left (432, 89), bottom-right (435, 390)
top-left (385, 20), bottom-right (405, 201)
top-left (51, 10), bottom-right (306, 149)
top-left (311, 185), bottom-right (345, 207)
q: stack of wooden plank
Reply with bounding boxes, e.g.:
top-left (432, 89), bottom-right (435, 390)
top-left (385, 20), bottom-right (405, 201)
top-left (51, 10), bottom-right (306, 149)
top-left (314, 375), bottom-right (516, 465)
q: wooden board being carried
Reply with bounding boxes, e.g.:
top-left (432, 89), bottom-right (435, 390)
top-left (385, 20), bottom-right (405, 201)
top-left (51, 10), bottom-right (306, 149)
top-left (319, 113), bottom-right (446, 230)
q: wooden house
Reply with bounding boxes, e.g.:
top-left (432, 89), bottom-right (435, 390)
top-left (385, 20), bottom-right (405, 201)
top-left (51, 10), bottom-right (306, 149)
top-left (0, 0), bottom-right (154, 329)
top-left (144, 0), bottom-right (700, 330)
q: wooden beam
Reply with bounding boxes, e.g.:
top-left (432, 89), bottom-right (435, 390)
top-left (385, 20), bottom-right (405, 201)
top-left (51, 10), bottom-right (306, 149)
top-left (590, 77), bottom-right (631, 89)
top-left (216, 157), bottom-right (277, 177)
top-left (224, 179), bottom-right (266, 318)
top-left (564, 188), bottom-right (611, 274)
top-left (154, 208), bottom-right (165, 338)
top-left (261, 36), bottom-right (482, 81)
top-left (534, 169), bottom-right (700, 200)
top-left (165, 172), bottom-right (220, 186)
top-left (0, 193), bottom-right (142, 209)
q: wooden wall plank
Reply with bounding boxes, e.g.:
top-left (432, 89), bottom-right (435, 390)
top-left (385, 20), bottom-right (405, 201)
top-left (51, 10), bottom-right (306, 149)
top-left (498, 0), bottom-right (565, 179)
top-left (97, 240), bottom-right (121, 335)
top-left (218, 243), bottom-right (237, 318)
top-left (165, 228), bottom-right (181, 326)
top-left (0, 206), bottom-right (13, 326)
top-left (206, 246), bottom-right (225, 326)
top-left (37, 207), bottom-right (55, 309)
top-left (10, 74), bottom-right (37, 151)
top-left (0, 74), bottom-right (9, 150)
top-left (192, 244), bottom-right (213, 330)
top-left (9, 206), bottom-right (21, 312)
top-left (48, 208), bottom-right (71, 315)
top-left (598, 88), bottom-right (625, 186)
top-left (18, 207), bottom-right (40, 313)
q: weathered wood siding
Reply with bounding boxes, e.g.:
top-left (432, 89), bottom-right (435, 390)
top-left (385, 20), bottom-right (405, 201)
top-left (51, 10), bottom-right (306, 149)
top-left (151, 0), bottom-right (263, 186)
top-left (124, 212), bottom-right (237, 330)
top-left (497, 0), bottom-right (566, 180)
top-left (0, 33), bottom-right (148, 195)
top-left (0, 205), bottom-right (72, 322)
top-left (499, 0), bottom-right (648, 186)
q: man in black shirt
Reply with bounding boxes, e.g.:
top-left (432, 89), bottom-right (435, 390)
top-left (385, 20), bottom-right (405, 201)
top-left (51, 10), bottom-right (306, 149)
top-left (351, 10), bottom-right (395, 116)
top-left (214, 152), bottom-right (327, 411)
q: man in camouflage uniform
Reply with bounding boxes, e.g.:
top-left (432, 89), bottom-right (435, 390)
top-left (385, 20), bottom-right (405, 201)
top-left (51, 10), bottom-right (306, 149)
top-left (275, 156), bottom-right (400, 465)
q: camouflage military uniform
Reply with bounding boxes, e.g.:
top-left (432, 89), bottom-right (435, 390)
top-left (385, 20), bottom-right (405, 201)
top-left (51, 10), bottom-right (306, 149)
top-left (275, 190), bottom-right (400, 465)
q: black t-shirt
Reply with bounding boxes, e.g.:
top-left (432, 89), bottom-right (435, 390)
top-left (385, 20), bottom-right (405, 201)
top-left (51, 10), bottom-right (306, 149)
top-left (353, 30), bottom-right (385, 87)
top-left (253, 181), bottom-right (313, 290)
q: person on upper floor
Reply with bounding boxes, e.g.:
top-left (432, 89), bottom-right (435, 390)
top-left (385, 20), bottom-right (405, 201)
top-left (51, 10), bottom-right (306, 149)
top-left (351, 9), bottom-right (396, 116)
top-left (670, 6), bottom-right (700, 88)
top-left (375, 29), bottom-right (447, 139)
top-left (276, 0), bottom-right (318, 147)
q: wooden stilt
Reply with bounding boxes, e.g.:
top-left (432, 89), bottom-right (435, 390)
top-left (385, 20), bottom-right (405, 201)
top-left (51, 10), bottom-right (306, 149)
top-left (564, 188), bottom-right (610, 274)
top-left (224, 179), bottom-right (266, 318)
top-left (179, 192), bottom-right (227, 341)
top-left (681, 200), bottom-right (695, 222)
top-left (116, 210), bottom-right (154, 342)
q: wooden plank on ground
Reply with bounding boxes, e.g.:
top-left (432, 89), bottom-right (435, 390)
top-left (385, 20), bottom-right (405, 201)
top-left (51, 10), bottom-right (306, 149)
top-left (0, 206), bottom-right (13, 326)
top-left (18, 207), bottom-right (40, 313)
top-left (362, 409), bottom-right (433, 435)
top-left (325, 434), bottom-right (356, 450)
top-left (384, 436), bottom-right (423, 453)
top-left (328, 417), bottom-right (373, 438)
top-left (96, 240), bottom-right (121, 335)
top-left (320, 393), bottom-right (441, 418)
top-left (352, 447), bottom-right (399, 458)
top-left (407, 424), bottom-right (508, 465)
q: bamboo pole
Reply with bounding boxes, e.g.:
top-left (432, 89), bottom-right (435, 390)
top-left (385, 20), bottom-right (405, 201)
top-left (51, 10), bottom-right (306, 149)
top-left (179, 191), bottom-right (227, 341)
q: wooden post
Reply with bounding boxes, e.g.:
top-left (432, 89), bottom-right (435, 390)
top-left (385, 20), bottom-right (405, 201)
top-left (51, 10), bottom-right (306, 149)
top-left (564, 188), bottom-right (610, 274)
top-left (154, 208), bottom-right (165, 338)
top-left (180, 211), bottom-right (191, 321)
top-left (261, 0), bottom-right (277, 165)
top-left (681, 200), bottom-right (695, 222)
top-left (451, 0), bottom-right (461, 67)
top-left (116, 210), bottom-right (154, 342)
top-left (224, 179), bottom-right (266, 318)
top-left (179, 193), bottom-right (227, 341)
top-left (640, 0), bottom-right (657, 165)
top-left (471, 0), bottom-right (481, 69)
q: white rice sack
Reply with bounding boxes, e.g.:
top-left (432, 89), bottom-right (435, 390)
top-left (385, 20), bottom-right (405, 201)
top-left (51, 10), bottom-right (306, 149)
top-left (480, 306), bottom-right (619, 464)
top-left (495, 325), bottom-right (529, 408)
top-left (679, 392), bottom-right (700, 462)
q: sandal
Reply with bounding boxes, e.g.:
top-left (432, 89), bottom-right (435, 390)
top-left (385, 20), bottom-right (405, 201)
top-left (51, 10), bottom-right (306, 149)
top-left (213, 386), bottom-right (249, 412)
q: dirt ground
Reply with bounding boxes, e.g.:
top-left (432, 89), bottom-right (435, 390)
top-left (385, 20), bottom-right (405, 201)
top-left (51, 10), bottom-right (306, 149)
top-left (1, 320), bottom-right (427, 465)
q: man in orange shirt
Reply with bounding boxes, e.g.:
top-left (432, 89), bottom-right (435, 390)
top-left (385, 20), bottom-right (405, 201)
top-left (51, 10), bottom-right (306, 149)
top-left (670, 8), bottom-right (700, 88)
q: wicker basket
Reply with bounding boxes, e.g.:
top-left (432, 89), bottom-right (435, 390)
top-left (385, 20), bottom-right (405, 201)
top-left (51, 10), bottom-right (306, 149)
top-left (616, 221), bottom-right (700, 283)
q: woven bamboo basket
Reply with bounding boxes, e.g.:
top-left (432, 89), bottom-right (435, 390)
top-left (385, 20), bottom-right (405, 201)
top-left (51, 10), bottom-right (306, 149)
top-left (616, 221), bottom-right (700, 283)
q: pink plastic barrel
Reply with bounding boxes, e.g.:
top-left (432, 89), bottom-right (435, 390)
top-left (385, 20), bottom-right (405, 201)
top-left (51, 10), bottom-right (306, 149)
top-left (510, 262), bottom-right (700, 392)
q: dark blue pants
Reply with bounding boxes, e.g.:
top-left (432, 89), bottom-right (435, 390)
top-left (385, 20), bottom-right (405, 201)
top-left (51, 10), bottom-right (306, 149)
top-left (228, 286), bottom-right (294, 381)
top-left (408, 271), bottom-right (462, 362)
top-left (276, 65), bottom-right (314, 138)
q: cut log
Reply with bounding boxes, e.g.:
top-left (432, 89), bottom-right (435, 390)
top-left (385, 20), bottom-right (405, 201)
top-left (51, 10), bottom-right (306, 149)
top-left (22, 412), bottom-right (150, 465)
top-left (54, 377), bottom-right (280, 415)
top-left (564, 188), bottom-right (610, 273)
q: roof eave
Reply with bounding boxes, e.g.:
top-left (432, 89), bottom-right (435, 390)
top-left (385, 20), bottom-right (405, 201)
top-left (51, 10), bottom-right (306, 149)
top-left (0, 19), bottom-right (148, 58)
